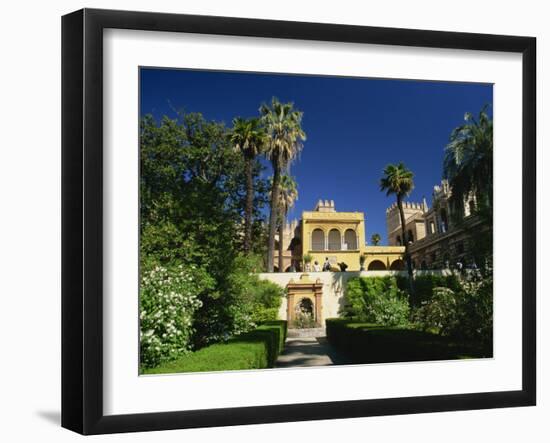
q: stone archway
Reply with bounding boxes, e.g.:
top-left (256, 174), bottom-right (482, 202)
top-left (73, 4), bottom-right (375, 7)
top-left (286, 274), bottom-right (323, 326)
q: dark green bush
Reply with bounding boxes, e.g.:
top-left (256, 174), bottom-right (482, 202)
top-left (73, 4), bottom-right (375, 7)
top-left (411, 272), bottom-right (493, 350)
top-left (411, 287), bottom-right (459, 336)
top-left (142, 321), bottom-right (287, 374)
top-left (325, 318), bottom-right (490, 363)
top-left (340, 276), bottom-right (409, 326)
top-left (192, 255), bottom-right (283, 348)
top-left (396, 274), bottom-right (461, 308)
top-left (458, 274), bottom-right (492, 347)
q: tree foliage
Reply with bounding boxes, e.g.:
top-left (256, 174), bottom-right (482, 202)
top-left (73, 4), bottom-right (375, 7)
top-left (139, 112), bottom-right (272, 354)
top-left (443, 106), bottom-right (493, 218)
top-left (260, 98), bottom-right (306, 272)
top-left (380, 162), bottom-right (415, 280)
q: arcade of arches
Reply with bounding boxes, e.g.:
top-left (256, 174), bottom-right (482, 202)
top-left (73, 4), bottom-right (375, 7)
top-left (273, 200), bottom-right (406, 272)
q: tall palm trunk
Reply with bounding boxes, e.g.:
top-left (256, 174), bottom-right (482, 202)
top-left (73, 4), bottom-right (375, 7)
top-left (397, 195), bottom-right (414, 287)
top-left (243, 156), bottom-right (254, 253)
top-left (266, 158), bottom-right (281, 272)
top-left (278, 218), bottom-right (285, 272)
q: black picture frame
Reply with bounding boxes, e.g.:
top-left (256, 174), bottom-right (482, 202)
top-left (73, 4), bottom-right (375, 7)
top-left (62, 8), bottom-right (536, 435)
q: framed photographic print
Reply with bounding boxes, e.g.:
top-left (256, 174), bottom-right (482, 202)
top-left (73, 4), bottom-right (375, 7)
top-left (61, 8), bottom-right (536, 435)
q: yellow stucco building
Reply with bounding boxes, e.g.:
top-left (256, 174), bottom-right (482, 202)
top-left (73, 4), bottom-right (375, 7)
top-left (274, 199), bottom-right (405, 272)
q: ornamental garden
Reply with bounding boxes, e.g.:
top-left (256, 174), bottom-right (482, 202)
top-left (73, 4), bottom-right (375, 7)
top-left (139, 91), bottom-right (493, 374)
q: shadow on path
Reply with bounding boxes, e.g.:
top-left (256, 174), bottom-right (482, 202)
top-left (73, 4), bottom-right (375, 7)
top-left (275, 337), bottom-right (352, 368)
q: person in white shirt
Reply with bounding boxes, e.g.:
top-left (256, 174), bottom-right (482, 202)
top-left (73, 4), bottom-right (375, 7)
top-left (313, 261), bottom-right (321, 272)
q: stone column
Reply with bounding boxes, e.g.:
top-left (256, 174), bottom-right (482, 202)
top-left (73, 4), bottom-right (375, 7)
top-left (314, 291), bottom-right (322, 326)
top-left (287, 292), bottom-right (295, 324)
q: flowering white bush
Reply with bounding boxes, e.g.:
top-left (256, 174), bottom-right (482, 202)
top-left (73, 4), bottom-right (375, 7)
top-left (139, 262), bottom-right (212, 368)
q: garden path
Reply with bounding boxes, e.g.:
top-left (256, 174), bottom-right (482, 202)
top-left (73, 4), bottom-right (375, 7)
top-left (275, 337), bottom-right (352, 368)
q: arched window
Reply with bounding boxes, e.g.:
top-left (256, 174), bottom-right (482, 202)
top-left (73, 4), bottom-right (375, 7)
top-left (368, 260), bottom-right (387, 270)
top-left (396, 235), bottom-right (402, 246)
top-left (344, 229), bottom-right (357, 250)
top-left (390, 259), bottom-right (405, 270)
top-left (311, 229), bottom-right (324, 251)
top-left (407, 229), bottom-right (414, 244)
top-left (440, 208), bottom-right (448, 232)
top-left (328, 229), bottom-right (341, 250)
top-left (296, 298), bottom-right (315, 321)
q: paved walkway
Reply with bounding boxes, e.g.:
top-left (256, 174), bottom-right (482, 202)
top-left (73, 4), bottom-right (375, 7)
top-left (275, 337), bottom-right (352, 368)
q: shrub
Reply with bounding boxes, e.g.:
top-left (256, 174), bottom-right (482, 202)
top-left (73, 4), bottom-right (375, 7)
top-left (412, 287), bottom-right (459, 336)
top-left (455, 273), bottom-right (493, 347)
top-left (142, 321), bottom-right (287, 374)
top-left (192, 254), bottom-right (276, 348)
top-left (249, 279), bottom-right (284, 323)
top-left (396, 274), bottom-right (461, 308)
top-left (139, 261), bottom-right (214, 368)
top-left (341, 276), bottom-right (410, 326)
top-left (191, 257), bottom-right (285, 349)
top-left (412, 272), bottom-right (493, 349)
top-left (293, 311), bottom-right (316, 329)
top-left (325, 318), bottom-right (488, 363)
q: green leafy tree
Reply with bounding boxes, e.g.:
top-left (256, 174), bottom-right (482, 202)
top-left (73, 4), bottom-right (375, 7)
top-left (260, 98), bottom-right (306, 272)
top-left (380, 162), bottom-right (415, 281)
top-left (443, 106), bottom-right (493, 218)
top-left (371, 233), bottom-right (381, 245)
top-left (139, 112), bottom-right (270, 350)
top-left (230, 117), bottom-right (267, 253)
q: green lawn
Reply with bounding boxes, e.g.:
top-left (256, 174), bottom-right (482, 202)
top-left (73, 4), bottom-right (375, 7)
top-left (326, 319), bottom-right (491, 364)
top-left (142, 321), bottom-right (287, 375)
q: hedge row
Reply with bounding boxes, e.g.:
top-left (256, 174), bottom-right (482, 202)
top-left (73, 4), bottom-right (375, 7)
top-left (326, 318), bottom-right (488, 364)
top-left (143, 321), bottom-right (287, 374)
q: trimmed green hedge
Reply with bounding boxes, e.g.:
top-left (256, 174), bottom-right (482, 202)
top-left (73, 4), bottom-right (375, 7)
top-left (326, 318), bottom-right (489, 364)
top-left (142, 321), bottom-right (287, 374)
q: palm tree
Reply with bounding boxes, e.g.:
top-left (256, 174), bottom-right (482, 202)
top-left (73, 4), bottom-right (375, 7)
top-left (380, 162), bottom-right (415, 280)
top-left (371, 233), bottom-right (381, 246)
top-left (443, 106), bottom-right (493, 217)
top-left (230, 117), bottom-right (266, 253)
top-left (260, 98), bottom-right (306, 272)
top-left (276, 175), bottom-right (298, 272)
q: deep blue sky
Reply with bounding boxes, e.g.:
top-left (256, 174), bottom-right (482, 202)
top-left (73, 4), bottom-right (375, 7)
top-left (140, 68), bottom-right (492, 245)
